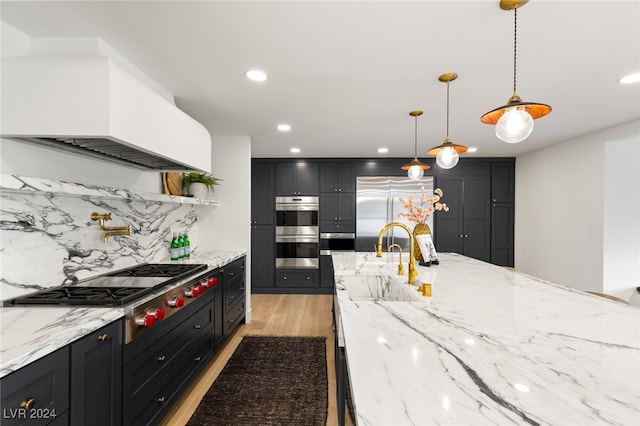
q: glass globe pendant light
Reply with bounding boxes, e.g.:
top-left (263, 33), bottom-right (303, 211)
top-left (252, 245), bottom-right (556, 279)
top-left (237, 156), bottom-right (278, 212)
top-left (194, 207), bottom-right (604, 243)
top-left (401, 110), bottom-right (430, 180)
top-left (481, 0), bottom-right (551, 143)
top-left (427, 73), bottom-right (467, 170)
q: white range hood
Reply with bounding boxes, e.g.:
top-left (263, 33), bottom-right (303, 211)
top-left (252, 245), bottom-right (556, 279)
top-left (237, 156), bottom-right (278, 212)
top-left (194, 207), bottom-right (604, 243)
top-left (1, 56), bottom-right (211, 172)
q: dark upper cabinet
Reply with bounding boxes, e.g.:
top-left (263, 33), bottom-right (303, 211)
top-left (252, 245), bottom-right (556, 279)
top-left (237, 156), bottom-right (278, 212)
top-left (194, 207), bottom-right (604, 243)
top-left (276, 162), bottom-right (318, 196)
top-left (252, 163), bottom-right (275, 225)
top-left (319, 162), bottom-right (354, 192)
top-left (70, 320), bottom-right (123, 426)
top-left (435, 175), bottom-right (491, 262)
top-left (320, 192), bottom-right (355, 233)
top-left (491, 161), bottom-right (515, 203)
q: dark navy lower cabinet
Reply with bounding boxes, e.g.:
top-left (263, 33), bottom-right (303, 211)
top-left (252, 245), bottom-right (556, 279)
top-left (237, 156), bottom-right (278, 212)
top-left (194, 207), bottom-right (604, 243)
top-left (70, 320), bottom-right (123, 426)
top-left (0, 346), bottom-right (70, 425)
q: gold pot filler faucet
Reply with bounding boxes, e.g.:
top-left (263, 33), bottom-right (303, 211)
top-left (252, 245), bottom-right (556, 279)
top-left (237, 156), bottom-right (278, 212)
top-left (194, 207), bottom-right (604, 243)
top-left (376, 222), bottom-right (417, 285)
top-left (91, 212), bottom-right (132, 242)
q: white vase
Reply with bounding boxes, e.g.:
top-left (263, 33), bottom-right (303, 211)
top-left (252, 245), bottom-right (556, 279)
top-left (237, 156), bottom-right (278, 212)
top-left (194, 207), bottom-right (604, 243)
top-left (188, 182), bottom-right (209, 199)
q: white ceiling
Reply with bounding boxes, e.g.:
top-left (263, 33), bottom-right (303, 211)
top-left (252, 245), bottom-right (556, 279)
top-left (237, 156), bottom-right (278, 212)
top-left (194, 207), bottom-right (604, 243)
top-left (1, 1), bottom-right (639, 159)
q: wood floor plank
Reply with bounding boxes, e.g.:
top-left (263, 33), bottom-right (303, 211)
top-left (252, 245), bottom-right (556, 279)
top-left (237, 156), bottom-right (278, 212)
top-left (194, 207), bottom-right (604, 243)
top-left (159, 294), bottom-right (350, 426)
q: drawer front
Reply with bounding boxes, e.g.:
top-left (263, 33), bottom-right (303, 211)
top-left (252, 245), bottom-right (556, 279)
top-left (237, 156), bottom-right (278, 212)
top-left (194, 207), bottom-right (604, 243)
top-left (224, 258), bottom-right (245, 281)
top-left (0, 347), bottom-right (69, 426)
top-left (224, 299), bottom-right (245, 335)
top-left (123, 304), bottom-right (213, 411)
top-left (225, 278), bottom-right (245, 309)
top-left (124, 334), bottom-right (214, 426)
top-left (276, 270), bottom-right (319, 287)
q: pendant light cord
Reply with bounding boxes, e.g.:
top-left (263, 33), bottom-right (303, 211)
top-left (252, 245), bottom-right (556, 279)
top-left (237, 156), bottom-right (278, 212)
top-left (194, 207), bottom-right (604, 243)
top-left (512, 7), bottom-right (518, 95)
top-left (445, 81), bottom-right (450, 139)
top-left (413, 114), bottom-right (418, 158)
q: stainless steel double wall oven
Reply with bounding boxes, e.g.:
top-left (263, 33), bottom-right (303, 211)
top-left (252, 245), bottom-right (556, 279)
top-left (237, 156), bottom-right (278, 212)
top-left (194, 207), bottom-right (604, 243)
top-left (275, 196), bottom-right (319, 269)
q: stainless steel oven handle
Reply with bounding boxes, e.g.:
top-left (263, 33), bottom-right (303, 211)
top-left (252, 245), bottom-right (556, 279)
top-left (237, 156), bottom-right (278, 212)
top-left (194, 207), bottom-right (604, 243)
top-left (320, 250), bottom-right (355, 256)
top-left (276, 235), bottom-right (319, 243)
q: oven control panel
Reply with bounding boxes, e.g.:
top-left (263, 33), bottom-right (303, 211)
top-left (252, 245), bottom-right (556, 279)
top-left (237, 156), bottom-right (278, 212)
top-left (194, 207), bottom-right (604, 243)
top-left (125, 271), bottom-right (220, 343)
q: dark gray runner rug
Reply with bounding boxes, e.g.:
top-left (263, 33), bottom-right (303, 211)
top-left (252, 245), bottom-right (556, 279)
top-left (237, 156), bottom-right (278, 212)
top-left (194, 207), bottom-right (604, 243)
top-left (187, 336), bottom-right (328, 426)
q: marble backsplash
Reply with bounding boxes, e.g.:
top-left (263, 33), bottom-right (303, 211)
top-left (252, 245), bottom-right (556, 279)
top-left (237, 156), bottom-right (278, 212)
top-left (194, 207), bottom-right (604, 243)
top-left (0, 174), bottom-right (217, 301)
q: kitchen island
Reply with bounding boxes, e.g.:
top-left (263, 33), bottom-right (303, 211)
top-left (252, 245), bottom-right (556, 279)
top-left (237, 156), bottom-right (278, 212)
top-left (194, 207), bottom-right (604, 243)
top-left (332, 252), bottom-right (640, 425)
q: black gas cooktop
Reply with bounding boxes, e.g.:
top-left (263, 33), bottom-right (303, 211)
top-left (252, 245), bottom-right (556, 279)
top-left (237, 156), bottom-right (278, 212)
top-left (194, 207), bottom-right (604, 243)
top-left (5, 263), bottom-right (208, 307)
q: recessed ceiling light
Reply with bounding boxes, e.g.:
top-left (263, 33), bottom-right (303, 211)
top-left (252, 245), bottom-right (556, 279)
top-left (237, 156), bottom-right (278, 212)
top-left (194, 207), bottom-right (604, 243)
top-left (378, 147), bottom-right (389, 154)
top-left (466, 147), bottom-right (478, 153)
top-left (277, 124), bottom-right (291, 132)
top-left (246, 69), bottom-right (267, 82)
top-left (290, 147), bottom-right (301, 154)
top-left (619, 72), bottom-right (640, 84)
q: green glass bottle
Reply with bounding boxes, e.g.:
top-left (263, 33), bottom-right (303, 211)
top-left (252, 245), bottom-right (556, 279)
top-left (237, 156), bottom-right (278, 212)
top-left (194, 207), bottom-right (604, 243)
top-left (170, 232), bottom-right (180, 261)
top-left (178, 233), bottom-right (185, 258)
top-left (183, 233), bottom-right (191, 258)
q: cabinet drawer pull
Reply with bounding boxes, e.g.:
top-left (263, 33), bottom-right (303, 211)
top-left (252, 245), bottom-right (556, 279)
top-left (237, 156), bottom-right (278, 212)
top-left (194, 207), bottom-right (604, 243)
top-left (194, 356), bottom-right (202, 362)
top-left (228, 296), bottom-right (234, 300)
top-left (98, 333), bottom-right (109, 341)
top-left (157, 396), bottom-right (166, 403)
top-left (194, 324), bottom-right (202, 329)
top-left (228, 272), bottom-right (235, 277)
top-left (20, 398), bottom-right (35, 410)
top-left (157, 355), bottom-right (166, 362)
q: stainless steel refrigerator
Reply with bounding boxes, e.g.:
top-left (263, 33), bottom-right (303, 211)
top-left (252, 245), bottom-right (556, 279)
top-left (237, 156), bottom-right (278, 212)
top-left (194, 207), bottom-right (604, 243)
top-left (355, 176), bottom-right (434, 252)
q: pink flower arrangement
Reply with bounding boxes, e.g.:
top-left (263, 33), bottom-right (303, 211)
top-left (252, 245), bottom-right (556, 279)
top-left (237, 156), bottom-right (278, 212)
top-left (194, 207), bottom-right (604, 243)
top-left (397, 188), bottom-right (449, 224)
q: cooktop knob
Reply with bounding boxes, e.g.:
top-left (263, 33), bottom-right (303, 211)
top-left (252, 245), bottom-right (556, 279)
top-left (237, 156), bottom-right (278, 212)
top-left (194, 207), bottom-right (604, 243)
top-left (207, 277), bottom-right (218, 288)
top-left (195, 284), bottom-right (204, 294)
top-left (184, 287), bottom-right (199, 298)
top-left (134, 314), bottom-right (155, 328)
top-left (167, 296), bottom-right (185, 307)
top-left (148, 308), bottom-right (165, 320)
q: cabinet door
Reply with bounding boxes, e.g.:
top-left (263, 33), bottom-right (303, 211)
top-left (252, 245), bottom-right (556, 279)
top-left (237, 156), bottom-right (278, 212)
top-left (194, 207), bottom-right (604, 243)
top-left (320, 192), bottom-right (339, 222)
top-left (276, 162), bottom-right (318, 195)
top-left (491, 202), bottom-right (514, 266)
top-left (251, 163), bottom-right (275, 225)
top-left (251, 225), bottom-right (274, 288)
top-left (320, 163), bottom-right (354, 192)
top-left (296, 163), bottom-right (318, 195)
top-left (319, 163), bottom-right (339, 192)
top-left (434, 177), bottom-right (463, 253)
top-left (1, 347), bottom-right (69, 426)
top-left (434, 176), bottom-right (490, 262)
top-left (336, 193), bottom-right (355, 222)
top-left (70, 320), bottom-right (123, 426)
top-left (462, 176), bottom-right (491, 262)
top-left (491, 161), bottom-right (515, 203)
top-left (276, 163), bottom-right (298, 195)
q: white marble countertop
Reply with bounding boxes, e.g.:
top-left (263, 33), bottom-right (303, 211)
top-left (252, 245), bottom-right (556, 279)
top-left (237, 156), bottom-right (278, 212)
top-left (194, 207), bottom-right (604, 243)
top-left (332, 252), bottom-right (640, 425)
top-left (0, 250), bottom-right (245, 378)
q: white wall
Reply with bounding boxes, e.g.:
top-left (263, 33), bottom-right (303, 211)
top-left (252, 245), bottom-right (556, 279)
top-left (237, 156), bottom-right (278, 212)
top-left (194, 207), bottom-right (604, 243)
top-left (196, 136), bottom-right (252, 321)
top-left (603, 127), bottom-right (640, 299)
top-left (515, 120), bottom-right (640, 299)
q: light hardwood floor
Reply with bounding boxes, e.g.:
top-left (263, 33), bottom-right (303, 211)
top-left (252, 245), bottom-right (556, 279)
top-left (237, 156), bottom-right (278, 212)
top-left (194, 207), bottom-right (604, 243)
top-left (160, 294), bottom-right (349, 426)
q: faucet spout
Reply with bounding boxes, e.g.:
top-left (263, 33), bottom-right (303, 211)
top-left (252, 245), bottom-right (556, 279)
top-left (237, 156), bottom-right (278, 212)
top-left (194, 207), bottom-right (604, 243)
top-left (376, 222), bottom-right (418, 284)
top-left (103, 227), bottom-right (132, 242)
top-left (387, 243), bottom-right (405, 276)
top-left (92, 212), bottom-right (132, 242)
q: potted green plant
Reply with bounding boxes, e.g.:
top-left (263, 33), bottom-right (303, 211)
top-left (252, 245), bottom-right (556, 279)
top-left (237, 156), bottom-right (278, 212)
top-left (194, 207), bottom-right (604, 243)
top-left (182, 172), bottom-right (222, 198)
